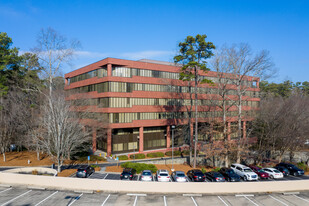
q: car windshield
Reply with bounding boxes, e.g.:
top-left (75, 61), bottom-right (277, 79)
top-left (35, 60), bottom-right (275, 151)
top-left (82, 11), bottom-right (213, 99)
top-left (258, 169), bottom-right (265, 172)
top-left (274, 170), bottom-right (281, 173)
top-left (78, 168), bottom-right (86, 171)
top-left (244, 169), bottom-right (252, 172)
top-left (177, 174), bottom-right (185, 177)
top-left (226, 170), bottom-right (235, 174)
top-left (290, 165), bottom-right (298, 170)
top-left (142, 172), bottom-right (151, 175)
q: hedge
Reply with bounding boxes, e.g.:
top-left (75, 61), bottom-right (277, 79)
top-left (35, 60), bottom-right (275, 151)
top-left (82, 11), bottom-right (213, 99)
top-left (78, 155), bottom-right (105, 162)
top-left (146, 152), bottom-right (165, 158)
top-left (182, 150), bottom-right (199, 155)
top-left (165, 151), bottom-right (181, 156)
top-left (121, 162), bottom-right (157, 173)
top-left (129, 153), bottom-right (146, 159)
top-left (117, 155), bottom-right (129, 160)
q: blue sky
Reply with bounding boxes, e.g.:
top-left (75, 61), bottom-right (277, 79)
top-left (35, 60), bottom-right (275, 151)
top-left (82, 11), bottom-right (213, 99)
top-left (1, 0), bottom-right (308, 83)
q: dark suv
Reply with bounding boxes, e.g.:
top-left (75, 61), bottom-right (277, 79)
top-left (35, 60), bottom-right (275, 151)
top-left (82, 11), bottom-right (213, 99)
top-left (219, 167), bottom-right (241, 182)
top-left (187, 169), bottom-right (205, 182)
top-left (276, 163), bottom-right (304, 176)
top-left (120, 168), bottom-right (136, 180)
top-left (76, 165), bottom-right (95, 178)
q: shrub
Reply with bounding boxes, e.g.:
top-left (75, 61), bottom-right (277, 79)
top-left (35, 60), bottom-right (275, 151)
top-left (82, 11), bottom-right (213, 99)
top-left (78, 155), bottom-right (105, 162)
top-left (129, 153), bottom-right (146, 159)
top-left (201, 168), bottom-right (206, 173)
top-left (297, 162), bottom-right (308, 171)
top-left (118, 155), bottom-right (129, 160)
top-left (146, 152), bottom-right (165, 158)
top-left (212, 167), bottom-right (221, 172)
top-left (165, 151), bottom-right (181, 156)
top-left (121, 162), bottom-right (157, 173)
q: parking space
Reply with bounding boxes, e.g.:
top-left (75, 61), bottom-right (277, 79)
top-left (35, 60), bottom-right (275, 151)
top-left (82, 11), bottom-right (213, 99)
top-left (1, 187), bottom-right (309, 205)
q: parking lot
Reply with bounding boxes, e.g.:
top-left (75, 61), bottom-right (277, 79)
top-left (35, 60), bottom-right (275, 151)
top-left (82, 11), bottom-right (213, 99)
top-left (84, 172), bottom-right (309, 182)
top-left (0, 186), bottom-right (309, 206)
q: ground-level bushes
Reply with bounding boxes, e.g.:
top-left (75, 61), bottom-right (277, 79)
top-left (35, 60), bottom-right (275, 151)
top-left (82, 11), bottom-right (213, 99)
top-left (129, 153), bottom-right (145, 159)
top-left (146, 152), bottom-right (165, 158)
top-left (117, 155), bottom-right (129, 160)
top-left (121, 162), bottom-right (157, 173)
top-left (165, 151), bottom-right (181, 156)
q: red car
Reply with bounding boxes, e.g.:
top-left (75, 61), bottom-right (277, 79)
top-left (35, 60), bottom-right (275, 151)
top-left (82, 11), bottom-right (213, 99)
top-left (249, 165), bottom-right (270, 179)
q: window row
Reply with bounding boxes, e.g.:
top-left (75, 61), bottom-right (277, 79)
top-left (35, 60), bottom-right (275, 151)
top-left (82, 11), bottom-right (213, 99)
top-left (69, 67), bottom-right (107, 84)
top-left (71, 97), bottom-right (259, 108)
top-left (70, 81), bottom-right (260, 98)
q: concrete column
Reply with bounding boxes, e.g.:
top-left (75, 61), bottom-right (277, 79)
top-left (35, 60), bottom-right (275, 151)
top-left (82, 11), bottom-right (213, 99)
top-left (243, 121), bottom-right (246, 139)
top-left (92, 128), bottom-right (97, 152)
top-left (139, 127), bottom-right (144, 152)
top-left (166, 126), bottom-right (171, 148)
top-left (107, 128), bottom-right (112, 156)
top-left (227, 122), bottom-right (231, 141)
top-left (107, 63), bottom-right (112, 76)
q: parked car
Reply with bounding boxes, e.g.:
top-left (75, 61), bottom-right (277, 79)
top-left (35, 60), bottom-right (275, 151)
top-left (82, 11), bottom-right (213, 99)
top-left (156, 169), bottom-right (171, 182)
top-left (249, 165), bottom-right (270, 179)
top-left (276, 163), bottom-right (304, 176)
top-left (263, 168), bottom-right (284, 179)
top-left (205, 171), bottom-right (225, 182)
top-left (231, 163), bottom-right (258, 181)
top-left (275, 166), bottom-right (290, 176)
top-left (219, 167), bottom-right (241, 182)
top-left (140, 170), bottom-right (153, 181)
top-left (187, 169), bottom-right (206, 182)
top-left (120, 168), bottom-right (136, 180)
top-left (171, 171), bottom-right (187, 182)
top-left (76, 165), bottom-right (95, 178)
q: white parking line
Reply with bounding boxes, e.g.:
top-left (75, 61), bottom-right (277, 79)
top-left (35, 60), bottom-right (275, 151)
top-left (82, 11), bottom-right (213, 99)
top-left (0, 188), bottom-right (12, 194)
top-left (244, 196), bottom-right (259, 206)
top-left (293, 194), bottom-right (309, 203)
top-left (269, 195), bottom-right (288, 206)
top-left (133, 196), bottom-right (138, 206)
top-left (191, 196), bottom-right (198, 206)
top-left (217, 196), bottom-right (229, 206)
top-left (103, 173), bottom-right (109, 179)
top-left (0, 190), bottom-right (32, 206)
top-left (34, 191), bottom-right (58, 206)
top-left (67, 193), bottom-right (83, 206)
top-left (163, 196), bottom-right (167, 206)
top-left (101, 194), bottom-right (110, 206)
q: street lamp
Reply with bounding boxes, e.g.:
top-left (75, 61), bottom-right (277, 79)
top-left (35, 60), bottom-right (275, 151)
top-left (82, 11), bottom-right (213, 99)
top-left (171, 125), bottom-right (176, 171)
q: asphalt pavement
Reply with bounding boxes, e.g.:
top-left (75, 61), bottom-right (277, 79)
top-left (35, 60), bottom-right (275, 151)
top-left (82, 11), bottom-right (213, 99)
top-left (0, 186), bottom-right (309, 206)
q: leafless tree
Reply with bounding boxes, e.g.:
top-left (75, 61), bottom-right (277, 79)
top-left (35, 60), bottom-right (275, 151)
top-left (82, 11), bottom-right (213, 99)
top-left (253, 92), bottom-right (309, 163)
top-left (32, 27), bottom-right (80, 96)
top-left (217, 44), bottom-right (274, 163)
top-left (32, 90), bottom-right (91, 172)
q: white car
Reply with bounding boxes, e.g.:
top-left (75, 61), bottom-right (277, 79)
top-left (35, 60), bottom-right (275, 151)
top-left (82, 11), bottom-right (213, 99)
top-left (156, 169), bottom-right (171, 182)
top-left (263, 168), bottom-right (284, 179)
top-left (140, 170), bottom-right (153, 181)
top-left (231, 163), bottom-right (258, 181)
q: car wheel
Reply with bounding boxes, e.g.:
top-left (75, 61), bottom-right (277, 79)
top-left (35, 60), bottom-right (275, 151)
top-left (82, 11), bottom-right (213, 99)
top-left (293, 172), bottom-right (297, 176)
top-left (243, 176), bottom-right (247, 181)
top-left (270, 175), bottom-right (274, 179)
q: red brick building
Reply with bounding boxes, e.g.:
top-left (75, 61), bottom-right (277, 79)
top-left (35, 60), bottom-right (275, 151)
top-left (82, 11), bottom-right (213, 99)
top-left (64, 58), bottom-right (260, 156)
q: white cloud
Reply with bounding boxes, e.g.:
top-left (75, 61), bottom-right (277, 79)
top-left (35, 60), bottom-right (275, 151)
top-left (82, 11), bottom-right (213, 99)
top-left (75, 50), bottom-right (109, 59)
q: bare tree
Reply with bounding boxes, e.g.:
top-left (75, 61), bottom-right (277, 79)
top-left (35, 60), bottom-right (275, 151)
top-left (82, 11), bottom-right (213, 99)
top-left (32, 90), bottom-right (90, 172)
top-left (32, 27), bottom-right (80, 96)
top-left (253, 92), bottom-right (309, 163)
top-left (218, 44), bottom-right (274, 163)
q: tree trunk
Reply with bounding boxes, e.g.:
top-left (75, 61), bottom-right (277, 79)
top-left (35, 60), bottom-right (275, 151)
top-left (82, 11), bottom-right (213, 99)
top-left (225, 154), bottom-right (229, 167)
top-left (3, 152), bottom-right (6, 162)
top-left (57, 159), bottom-right (61, 173)
top-left (37, 151), bottom-right (40, 161)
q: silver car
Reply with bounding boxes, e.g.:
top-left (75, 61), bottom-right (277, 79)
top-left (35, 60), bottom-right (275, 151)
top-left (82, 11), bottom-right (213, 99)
top-left (140, 170), bottom-right (153, 181)
top-left (171, 171), bottom-right (187, 182)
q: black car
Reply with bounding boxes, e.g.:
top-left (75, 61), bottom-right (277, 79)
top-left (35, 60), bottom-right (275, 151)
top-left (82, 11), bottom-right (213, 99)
top-left (274, 166), bottom-right (290, 176)
top-left (187, 169), bottom-right (205, 182)
top-left (76, 165), bottom-right (95, 178)
top-left (276, 163), bottom-right (304, 176)
top-left (205, 171), bottom-right (226, 182)
top-left (120, 168), bottom-right (136, 180)
top-left (219, 167), bottom-right (241, 182)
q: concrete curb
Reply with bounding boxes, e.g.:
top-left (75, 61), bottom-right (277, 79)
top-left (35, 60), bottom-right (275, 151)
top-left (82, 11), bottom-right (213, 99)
top-left (0, 172), bottom-right (309, 195)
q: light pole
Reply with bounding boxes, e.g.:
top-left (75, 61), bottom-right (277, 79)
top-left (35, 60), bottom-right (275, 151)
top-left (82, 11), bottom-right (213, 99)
top-left (171, 125), bottom-right (175, 171)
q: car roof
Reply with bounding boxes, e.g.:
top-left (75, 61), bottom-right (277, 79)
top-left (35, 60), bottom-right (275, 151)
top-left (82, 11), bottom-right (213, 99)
top-left (142, 170), bottom-right (152, 172)
top-left (175, 171), bottom-right (185, 174)
top-left (158, 169), bottom-right (168, 173)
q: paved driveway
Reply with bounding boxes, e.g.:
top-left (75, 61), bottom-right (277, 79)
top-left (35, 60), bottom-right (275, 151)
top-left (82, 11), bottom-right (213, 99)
top-left (0, 186), bottom-right (309, 206)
